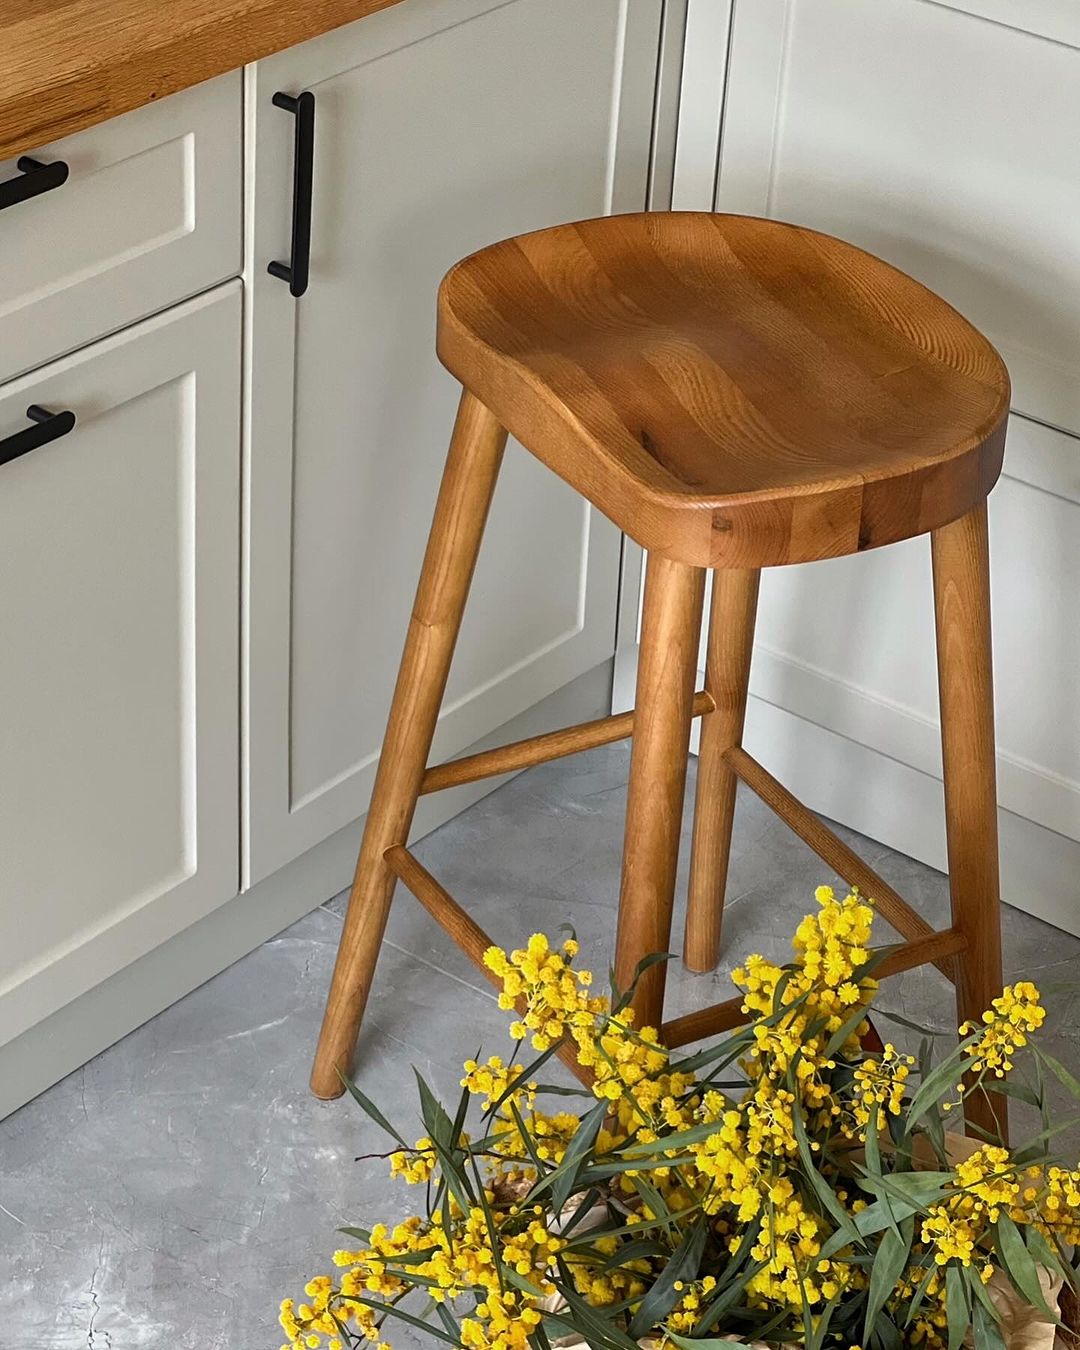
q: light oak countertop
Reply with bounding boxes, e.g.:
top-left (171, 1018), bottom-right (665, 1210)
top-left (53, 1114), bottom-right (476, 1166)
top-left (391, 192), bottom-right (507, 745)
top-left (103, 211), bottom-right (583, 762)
top-left (0, 0), bottom-right (405, 161)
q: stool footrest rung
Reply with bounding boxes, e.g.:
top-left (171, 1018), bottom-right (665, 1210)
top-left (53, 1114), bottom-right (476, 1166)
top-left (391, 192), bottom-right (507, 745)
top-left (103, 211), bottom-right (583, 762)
top-left (661, 926), bottom-right (968, 1048)
top-left (383, 845), bottom-right (593, 1086)
top-left (421, 689), bottom-right (715, 795)
top-left (386, 843), bottom-right (965, 1065)
top-left (872, 926), bottom-right (968, 980)
top-left (722, 745), bottom-right (956, 979)
top-left (662, 994), bottom-right (746, 1047)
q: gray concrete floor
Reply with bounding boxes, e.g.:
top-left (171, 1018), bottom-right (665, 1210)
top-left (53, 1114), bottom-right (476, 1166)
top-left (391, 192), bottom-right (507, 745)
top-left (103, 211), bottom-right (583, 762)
top-left (3, 743), bottom-right (1080, 1349)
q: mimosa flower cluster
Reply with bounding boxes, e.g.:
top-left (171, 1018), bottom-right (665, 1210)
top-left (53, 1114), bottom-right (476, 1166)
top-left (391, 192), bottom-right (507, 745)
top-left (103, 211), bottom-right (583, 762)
top-left (281, 888), bottom-right (1080, 1350)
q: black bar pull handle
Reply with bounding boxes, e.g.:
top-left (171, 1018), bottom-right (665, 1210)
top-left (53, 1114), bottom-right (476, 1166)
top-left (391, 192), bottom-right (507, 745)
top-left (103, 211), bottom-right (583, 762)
top-left (268, 90), bottom-right (315, 298)
top-left (0, 404), bottom-right (77, 467)
top-left (0, 156), bottom-right (70, 212)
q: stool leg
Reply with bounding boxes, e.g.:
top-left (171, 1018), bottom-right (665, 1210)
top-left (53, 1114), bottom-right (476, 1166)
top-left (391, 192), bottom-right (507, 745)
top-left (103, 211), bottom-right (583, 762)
top-left (684, 567), bottom-right (760, 972)
top-left (310, 391), bottom-right (507, 1099)
top-left (931, 502), bottom-right (1006, 1140)
top-left (615, 555), bottom-right (706, 1033)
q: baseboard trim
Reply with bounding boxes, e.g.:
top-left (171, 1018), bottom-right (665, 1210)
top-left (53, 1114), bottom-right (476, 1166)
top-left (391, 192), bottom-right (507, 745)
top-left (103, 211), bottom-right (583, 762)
top-left (0, 660), bottom-right (613, 1121)
top-left (749, 643), bottom-right (1080, 846)
top-left (744, 695), bottom-right (1080, 935)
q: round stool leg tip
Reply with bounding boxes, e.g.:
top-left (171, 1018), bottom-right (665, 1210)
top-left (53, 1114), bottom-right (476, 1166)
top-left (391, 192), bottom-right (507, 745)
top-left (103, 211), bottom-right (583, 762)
top-left (310, 1065), bottom-right (349, 1100)
top-left (682, 941), bottom-right (721, 975)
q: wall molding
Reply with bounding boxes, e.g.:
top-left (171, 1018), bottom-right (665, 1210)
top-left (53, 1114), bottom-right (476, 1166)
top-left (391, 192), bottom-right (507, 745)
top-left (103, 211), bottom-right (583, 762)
top-left (613, 645), bottom-right (1080, 937)
top-left (923, 0), bottom-right (1080, 50)
top-left (749, 643), bottom-right (1080, 846)
top-left (743, 693), bottom-right (1080, 938)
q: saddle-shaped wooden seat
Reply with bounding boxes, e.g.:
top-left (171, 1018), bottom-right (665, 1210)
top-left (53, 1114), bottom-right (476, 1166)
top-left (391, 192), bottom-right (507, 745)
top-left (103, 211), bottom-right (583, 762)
top-left (313, 211), bottom-right (1011, 1139)
top-left (437, 212), bottom-right (1009, 566)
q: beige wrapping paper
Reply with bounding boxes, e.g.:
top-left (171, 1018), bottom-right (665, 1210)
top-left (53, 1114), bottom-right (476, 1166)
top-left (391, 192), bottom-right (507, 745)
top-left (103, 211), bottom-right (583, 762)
top-left (941, 1133), bottom-right (1071, 1349)
top-left (976, 1266), bottom-right (1063, 1350)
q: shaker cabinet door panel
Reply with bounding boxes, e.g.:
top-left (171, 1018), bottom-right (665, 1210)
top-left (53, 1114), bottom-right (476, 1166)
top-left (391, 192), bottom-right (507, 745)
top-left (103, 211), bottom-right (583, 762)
top-left (0, 284), bottom-right (241, 1045)
top-left (718, 0), bottom-right (1080, 436)
top-left (245, 0), bottom-right (661, 882)
top-left (715, 0), bottom-right (1080, 836)
top-left (642, 0), bottom-right (1080, 922)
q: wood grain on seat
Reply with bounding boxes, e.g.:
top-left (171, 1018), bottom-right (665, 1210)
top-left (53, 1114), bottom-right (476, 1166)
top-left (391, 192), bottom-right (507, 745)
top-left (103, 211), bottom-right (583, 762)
top-left (437, 212), bottom-right (1010, 567)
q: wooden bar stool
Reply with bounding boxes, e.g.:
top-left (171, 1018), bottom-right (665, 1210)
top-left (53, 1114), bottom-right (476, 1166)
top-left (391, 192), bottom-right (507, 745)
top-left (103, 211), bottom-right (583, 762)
top-left (311, 212), bottom-right (1010, 1133)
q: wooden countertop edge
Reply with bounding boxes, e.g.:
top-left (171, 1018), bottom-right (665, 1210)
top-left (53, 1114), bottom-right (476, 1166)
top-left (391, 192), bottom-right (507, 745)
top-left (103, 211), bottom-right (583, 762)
top-left (0, 0), bottom-right (406, 162)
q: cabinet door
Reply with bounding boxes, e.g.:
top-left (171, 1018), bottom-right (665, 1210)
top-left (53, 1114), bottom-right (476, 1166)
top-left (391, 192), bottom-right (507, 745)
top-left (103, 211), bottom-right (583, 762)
top-left (651, 0), bottom-right (1080, 925)
top-left (0, 284), bottom-right (241, 1047)
top-left (716, 0), bottom-right (1080, 841)
top-left (245, 0), bottom-right (662, 883)
top-left (718, 0), bottom-right (1080, 437)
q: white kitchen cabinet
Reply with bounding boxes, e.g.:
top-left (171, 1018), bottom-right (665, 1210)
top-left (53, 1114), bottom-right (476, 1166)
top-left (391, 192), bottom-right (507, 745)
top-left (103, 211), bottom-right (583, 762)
top-left (0, 283), bottom-right (241, 1048)
top-left (0, 72), bottom-right (242, 385)
top-left (717, 0), bottom-right (1080, 437)
top-left (244, 0), bottom-right (663, 883)
top-left (629, 0), bottom-right (1080, 931)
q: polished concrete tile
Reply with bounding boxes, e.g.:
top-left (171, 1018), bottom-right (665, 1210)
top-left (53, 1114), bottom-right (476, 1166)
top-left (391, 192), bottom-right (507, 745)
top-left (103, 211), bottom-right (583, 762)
top-left (3, 744), bottom-right (1079, 1348)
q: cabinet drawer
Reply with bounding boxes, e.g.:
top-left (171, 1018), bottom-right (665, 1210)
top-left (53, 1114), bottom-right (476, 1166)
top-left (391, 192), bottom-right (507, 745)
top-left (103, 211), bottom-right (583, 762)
top-left (244, 0), bottom-right (659, 882)
top-left (0, 72), bottom-right (241, 384)
top-left (0, 282), bottom-right (241, 1046)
